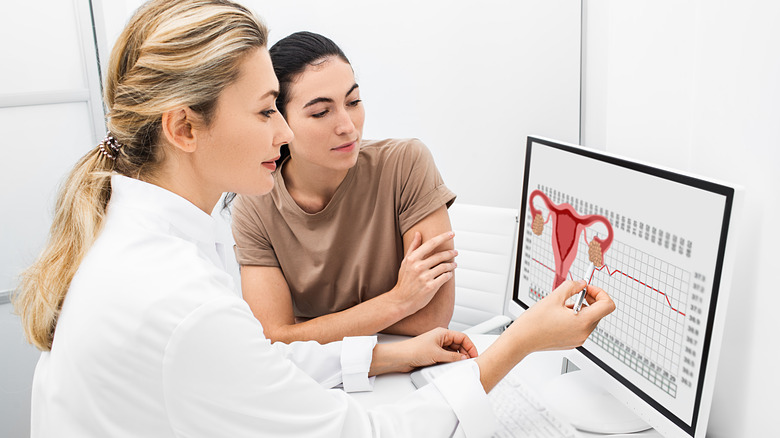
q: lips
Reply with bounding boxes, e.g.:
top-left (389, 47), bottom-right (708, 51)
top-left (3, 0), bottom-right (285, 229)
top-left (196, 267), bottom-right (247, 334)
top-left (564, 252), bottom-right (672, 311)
top-left (261, 155), bottom-right (280, 171)
top-left (331, 141), bottom-right (357, 152)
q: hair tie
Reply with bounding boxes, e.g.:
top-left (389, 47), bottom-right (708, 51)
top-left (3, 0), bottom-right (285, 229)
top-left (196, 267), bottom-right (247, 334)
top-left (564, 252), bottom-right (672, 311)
top-left (98, 133), bottom-right (123, 160)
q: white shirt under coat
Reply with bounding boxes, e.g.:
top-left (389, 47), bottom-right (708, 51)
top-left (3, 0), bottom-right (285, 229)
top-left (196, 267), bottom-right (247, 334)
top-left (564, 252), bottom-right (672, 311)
top-left (30, 175), bottom-right (495, 437)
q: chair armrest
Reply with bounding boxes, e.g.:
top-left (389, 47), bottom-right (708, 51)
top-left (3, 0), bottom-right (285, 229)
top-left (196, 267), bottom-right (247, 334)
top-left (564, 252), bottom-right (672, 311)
top-left (462, 315), bottom-right (513, 335)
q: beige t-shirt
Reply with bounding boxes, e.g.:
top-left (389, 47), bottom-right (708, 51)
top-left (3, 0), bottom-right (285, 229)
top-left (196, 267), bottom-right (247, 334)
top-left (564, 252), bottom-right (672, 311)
top-left (231, 138), bottom-right (456, 319)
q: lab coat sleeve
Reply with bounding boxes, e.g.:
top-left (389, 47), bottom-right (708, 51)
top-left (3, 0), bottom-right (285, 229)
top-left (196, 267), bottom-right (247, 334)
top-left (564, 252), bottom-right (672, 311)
top-left (270, 336), bottom-right (377, 392)
top-left (162, 297), bottom-right (497, 437)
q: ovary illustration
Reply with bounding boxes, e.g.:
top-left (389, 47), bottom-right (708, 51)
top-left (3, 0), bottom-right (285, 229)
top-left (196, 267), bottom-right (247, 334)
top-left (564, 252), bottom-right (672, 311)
top-left (529, 190), bottom-right (614, 290)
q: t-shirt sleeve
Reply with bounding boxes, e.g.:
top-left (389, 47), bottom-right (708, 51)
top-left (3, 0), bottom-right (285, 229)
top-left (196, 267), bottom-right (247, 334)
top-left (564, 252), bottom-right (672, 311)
top-left (396, 139), bottom-right (457, 235)
top-left (230, 194), bottom-right (280, 267)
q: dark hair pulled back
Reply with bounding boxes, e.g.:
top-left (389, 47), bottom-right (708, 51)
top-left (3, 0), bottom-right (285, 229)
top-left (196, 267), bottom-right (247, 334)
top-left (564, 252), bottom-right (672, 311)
top-left (270, 31), bottom-right (350, 164)
top-left (224, 31), bottom-right (350, 209)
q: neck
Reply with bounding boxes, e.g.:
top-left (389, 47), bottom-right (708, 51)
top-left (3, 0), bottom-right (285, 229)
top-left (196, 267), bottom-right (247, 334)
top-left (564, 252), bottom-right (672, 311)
top-left (150, 154), bottom-right (220, 215)
top-left (283, 158), bottom-right (350, 214)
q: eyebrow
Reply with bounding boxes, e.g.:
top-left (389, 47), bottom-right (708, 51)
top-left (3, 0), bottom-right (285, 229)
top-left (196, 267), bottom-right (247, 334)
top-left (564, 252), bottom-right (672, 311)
top-left (302, 83), bottom-right (360, 109)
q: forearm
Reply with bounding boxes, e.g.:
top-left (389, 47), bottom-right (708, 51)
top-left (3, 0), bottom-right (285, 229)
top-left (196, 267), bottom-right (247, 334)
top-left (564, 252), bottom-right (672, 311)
top-left (382, 277), bottom-right (455, 336)
top-left (265, 292), bottom-right (410, 344)
top-left (473, 332), bottom-right (531, 393)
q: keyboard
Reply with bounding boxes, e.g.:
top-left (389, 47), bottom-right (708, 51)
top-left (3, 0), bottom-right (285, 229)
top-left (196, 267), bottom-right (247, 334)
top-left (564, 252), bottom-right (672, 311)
top-left (411, 363), bottom-right (578, 438)
top-left (489, 370), bottom-right (577, 438)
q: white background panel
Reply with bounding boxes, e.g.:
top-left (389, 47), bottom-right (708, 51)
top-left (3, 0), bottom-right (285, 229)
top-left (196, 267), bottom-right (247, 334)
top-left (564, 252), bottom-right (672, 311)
top-left (0, 0), bottom-right (87, 94)
top-left (0, 103), bottom-right (94, 292)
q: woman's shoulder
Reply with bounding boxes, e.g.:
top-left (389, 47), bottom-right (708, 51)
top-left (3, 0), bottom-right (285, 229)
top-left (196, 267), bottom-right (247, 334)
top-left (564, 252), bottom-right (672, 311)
top-left (359, 138), bottom-right (431, 163)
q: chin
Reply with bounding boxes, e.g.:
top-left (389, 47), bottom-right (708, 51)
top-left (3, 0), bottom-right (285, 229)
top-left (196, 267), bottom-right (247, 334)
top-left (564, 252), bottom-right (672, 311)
top-left (255, 180), bottom-right (275, 196)
top-left (235, 177), bottom-right (275, 197)
top-left (339, 151), bottom-right (360, 170)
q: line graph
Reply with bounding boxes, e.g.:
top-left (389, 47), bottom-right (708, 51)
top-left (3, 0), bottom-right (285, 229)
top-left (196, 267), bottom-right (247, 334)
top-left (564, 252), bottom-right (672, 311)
top-left (593, 264), bottom-right (686, 317)
top-left (523, 209), bottom-right (689, 397)
top-left (531, 255), bottom-right (686, 316)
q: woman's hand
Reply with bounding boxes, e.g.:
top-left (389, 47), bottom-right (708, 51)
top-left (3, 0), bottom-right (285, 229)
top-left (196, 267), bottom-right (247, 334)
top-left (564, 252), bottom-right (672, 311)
top-left (369, 328), bottom-right (478, 376)
top-left (511, 280), bottom-right (615, 352)
top-left (475, 280), bottom-right (615, 392)
top-left (389, 231), bottom-right (457, 316)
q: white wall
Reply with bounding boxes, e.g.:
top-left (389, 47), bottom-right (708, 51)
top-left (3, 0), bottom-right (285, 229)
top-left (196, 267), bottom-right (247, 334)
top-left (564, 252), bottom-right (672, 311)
top-left (259, 1), bottom-right (582, 209)
top-left (582, 1), bottom-right (779, 435)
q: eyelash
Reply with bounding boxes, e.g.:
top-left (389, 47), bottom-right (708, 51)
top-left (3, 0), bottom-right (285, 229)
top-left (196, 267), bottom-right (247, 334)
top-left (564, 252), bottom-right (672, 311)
top-left (311, 100), bottom-right (362, 119)
top-left (260, 108), bottom-right (277, 118)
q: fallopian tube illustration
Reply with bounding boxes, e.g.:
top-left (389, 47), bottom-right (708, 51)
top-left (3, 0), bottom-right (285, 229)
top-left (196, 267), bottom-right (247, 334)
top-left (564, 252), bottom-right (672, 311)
top-left (529, 190), bottom-right (614, 290)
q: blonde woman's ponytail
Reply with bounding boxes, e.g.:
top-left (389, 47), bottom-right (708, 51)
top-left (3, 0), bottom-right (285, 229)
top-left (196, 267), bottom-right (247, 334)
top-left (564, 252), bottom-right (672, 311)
top-left (14, 149), bottom-right (114, 351)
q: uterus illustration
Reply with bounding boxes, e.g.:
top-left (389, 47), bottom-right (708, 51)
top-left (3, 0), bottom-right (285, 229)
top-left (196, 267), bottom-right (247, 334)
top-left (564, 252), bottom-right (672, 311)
top-left (529, 190), bottom-right (614, 290)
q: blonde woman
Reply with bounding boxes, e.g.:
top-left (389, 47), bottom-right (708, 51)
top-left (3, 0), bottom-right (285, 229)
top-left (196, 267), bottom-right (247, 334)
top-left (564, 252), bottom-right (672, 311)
top-left (14, 0), bottom-right (614, 436)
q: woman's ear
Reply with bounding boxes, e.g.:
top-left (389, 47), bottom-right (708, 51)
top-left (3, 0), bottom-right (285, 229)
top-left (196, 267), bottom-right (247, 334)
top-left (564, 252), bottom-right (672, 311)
top-left (161, 107), bottom-right (199, 153)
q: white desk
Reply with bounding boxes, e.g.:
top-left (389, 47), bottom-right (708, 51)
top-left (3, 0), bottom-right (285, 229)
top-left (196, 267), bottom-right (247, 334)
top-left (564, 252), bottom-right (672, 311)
top-left (350, 334), bottom-right (662, 437)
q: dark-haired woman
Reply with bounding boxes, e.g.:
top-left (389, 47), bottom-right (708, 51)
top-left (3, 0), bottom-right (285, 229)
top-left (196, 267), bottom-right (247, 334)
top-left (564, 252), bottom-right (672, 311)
top-left (232, 32), bottom-right (459, 344)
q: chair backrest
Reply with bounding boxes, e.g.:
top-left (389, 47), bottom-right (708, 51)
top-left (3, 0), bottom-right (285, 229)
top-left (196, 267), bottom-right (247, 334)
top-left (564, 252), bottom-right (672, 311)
top-left (447, 203), bottom-right (518, 332)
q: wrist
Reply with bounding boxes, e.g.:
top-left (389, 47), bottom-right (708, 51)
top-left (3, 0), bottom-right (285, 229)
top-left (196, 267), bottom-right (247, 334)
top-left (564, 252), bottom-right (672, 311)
top-left (475, 326), bottom-right (534, 393)
top-left (382, 287), bottom-right (414, 320)
top-left (369, 342), bottom-right (406, 376)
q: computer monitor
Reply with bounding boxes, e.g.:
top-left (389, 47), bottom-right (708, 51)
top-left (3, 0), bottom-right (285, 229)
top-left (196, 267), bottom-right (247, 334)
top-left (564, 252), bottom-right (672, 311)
top-left (506, 136), bottom-right (741, 438)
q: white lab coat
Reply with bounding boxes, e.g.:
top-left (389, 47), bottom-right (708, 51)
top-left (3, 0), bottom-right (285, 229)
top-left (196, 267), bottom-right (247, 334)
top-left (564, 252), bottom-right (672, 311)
top-left (30, 175), bottom-right (496, 437)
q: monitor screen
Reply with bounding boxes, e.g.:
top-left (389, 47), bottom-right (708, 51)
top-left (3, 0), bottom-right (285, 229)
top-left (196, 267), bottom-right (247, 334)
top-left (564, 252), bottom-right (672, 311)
top-left (510, 136), bottom-right (740, 437)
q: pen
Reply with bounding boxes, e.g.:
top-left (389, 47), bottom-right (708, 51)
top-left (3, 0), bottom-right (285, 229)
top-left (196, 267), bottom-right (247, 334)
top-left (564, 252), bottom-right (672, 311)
top-left (574, 263), bottom-right (596, 314)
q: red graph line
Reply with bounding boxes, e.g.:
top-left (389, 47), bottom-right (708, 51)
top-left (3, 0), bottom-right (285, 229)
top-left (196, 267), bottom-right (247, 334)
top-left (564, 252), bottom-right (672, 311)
top-left (595, 264), bottom-right (686, 317)
top-left (531, 258), bottom-right (686, 317)
top-left (532, 258), bottom-right (556, 274)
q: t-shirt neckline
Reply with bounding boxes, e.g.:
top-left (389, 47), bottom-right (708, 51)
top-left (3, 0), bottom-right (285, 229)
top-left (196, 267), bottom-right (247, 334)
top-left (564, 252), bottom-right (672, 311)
top-left (275, 155), bottom-right (359, 220)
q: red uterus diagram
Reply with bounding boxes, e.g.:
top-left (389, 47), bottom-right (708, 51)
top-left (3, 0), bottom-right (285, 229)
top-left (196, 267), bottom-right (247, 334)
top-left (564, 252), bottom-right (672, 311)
top-left (529, 190), bottom-right (614, 290)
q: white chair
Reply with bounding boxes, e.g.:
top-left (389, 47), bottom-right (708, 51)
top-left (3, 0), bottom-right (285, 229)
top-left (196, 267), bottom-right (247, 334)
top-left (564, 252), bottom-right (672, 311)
top-left (447, 203), bottom-right (518, 334)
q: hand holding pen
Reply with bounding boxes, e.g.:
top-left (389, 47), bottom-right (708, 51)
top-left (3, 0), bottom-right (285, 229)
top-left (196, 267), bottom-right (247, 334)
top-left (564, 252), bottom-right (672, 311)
top-left (574, 263), bottom-right (596, 314)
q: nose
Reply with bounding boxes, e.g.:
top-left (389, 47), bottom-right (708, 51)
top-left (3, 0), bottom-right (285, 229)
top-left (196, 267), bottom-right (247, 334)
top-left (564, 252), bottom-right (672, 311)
top-left (273, 114), bottom-right (294, 148)
top-left (334, 107), bottom-right (356, 136)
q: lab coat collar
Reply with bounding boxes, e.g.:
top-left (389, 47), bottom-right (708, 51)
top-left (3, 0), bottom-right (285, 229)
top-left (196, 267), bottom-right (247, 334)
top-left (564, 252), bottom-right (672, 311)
top-left (109, 175), bottom-right (227, 247)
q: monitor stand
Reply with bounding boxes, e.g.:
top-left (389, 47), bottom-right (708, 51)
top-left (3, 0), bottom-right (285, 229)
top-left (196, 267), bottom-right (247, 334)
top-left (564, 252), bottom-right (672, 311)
top-left (542, 369), bottom-right (651, 434)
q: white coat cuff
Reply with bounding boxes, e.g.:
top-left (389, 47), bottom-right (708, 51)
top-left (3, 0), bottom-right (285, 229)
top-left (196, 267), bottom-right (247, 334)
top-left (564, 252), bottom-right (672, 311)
top-left (432, 360), bottom-right (498, 438)
top-left (341, 336), bottom-right (377, 393)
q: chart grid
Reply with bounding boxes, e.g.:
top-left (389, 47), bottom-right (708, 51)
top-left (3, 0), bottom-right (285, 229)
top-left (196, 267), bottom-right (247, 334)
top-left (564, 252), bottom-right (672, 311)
top-left (524, 211), bottom-right (689, 397)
